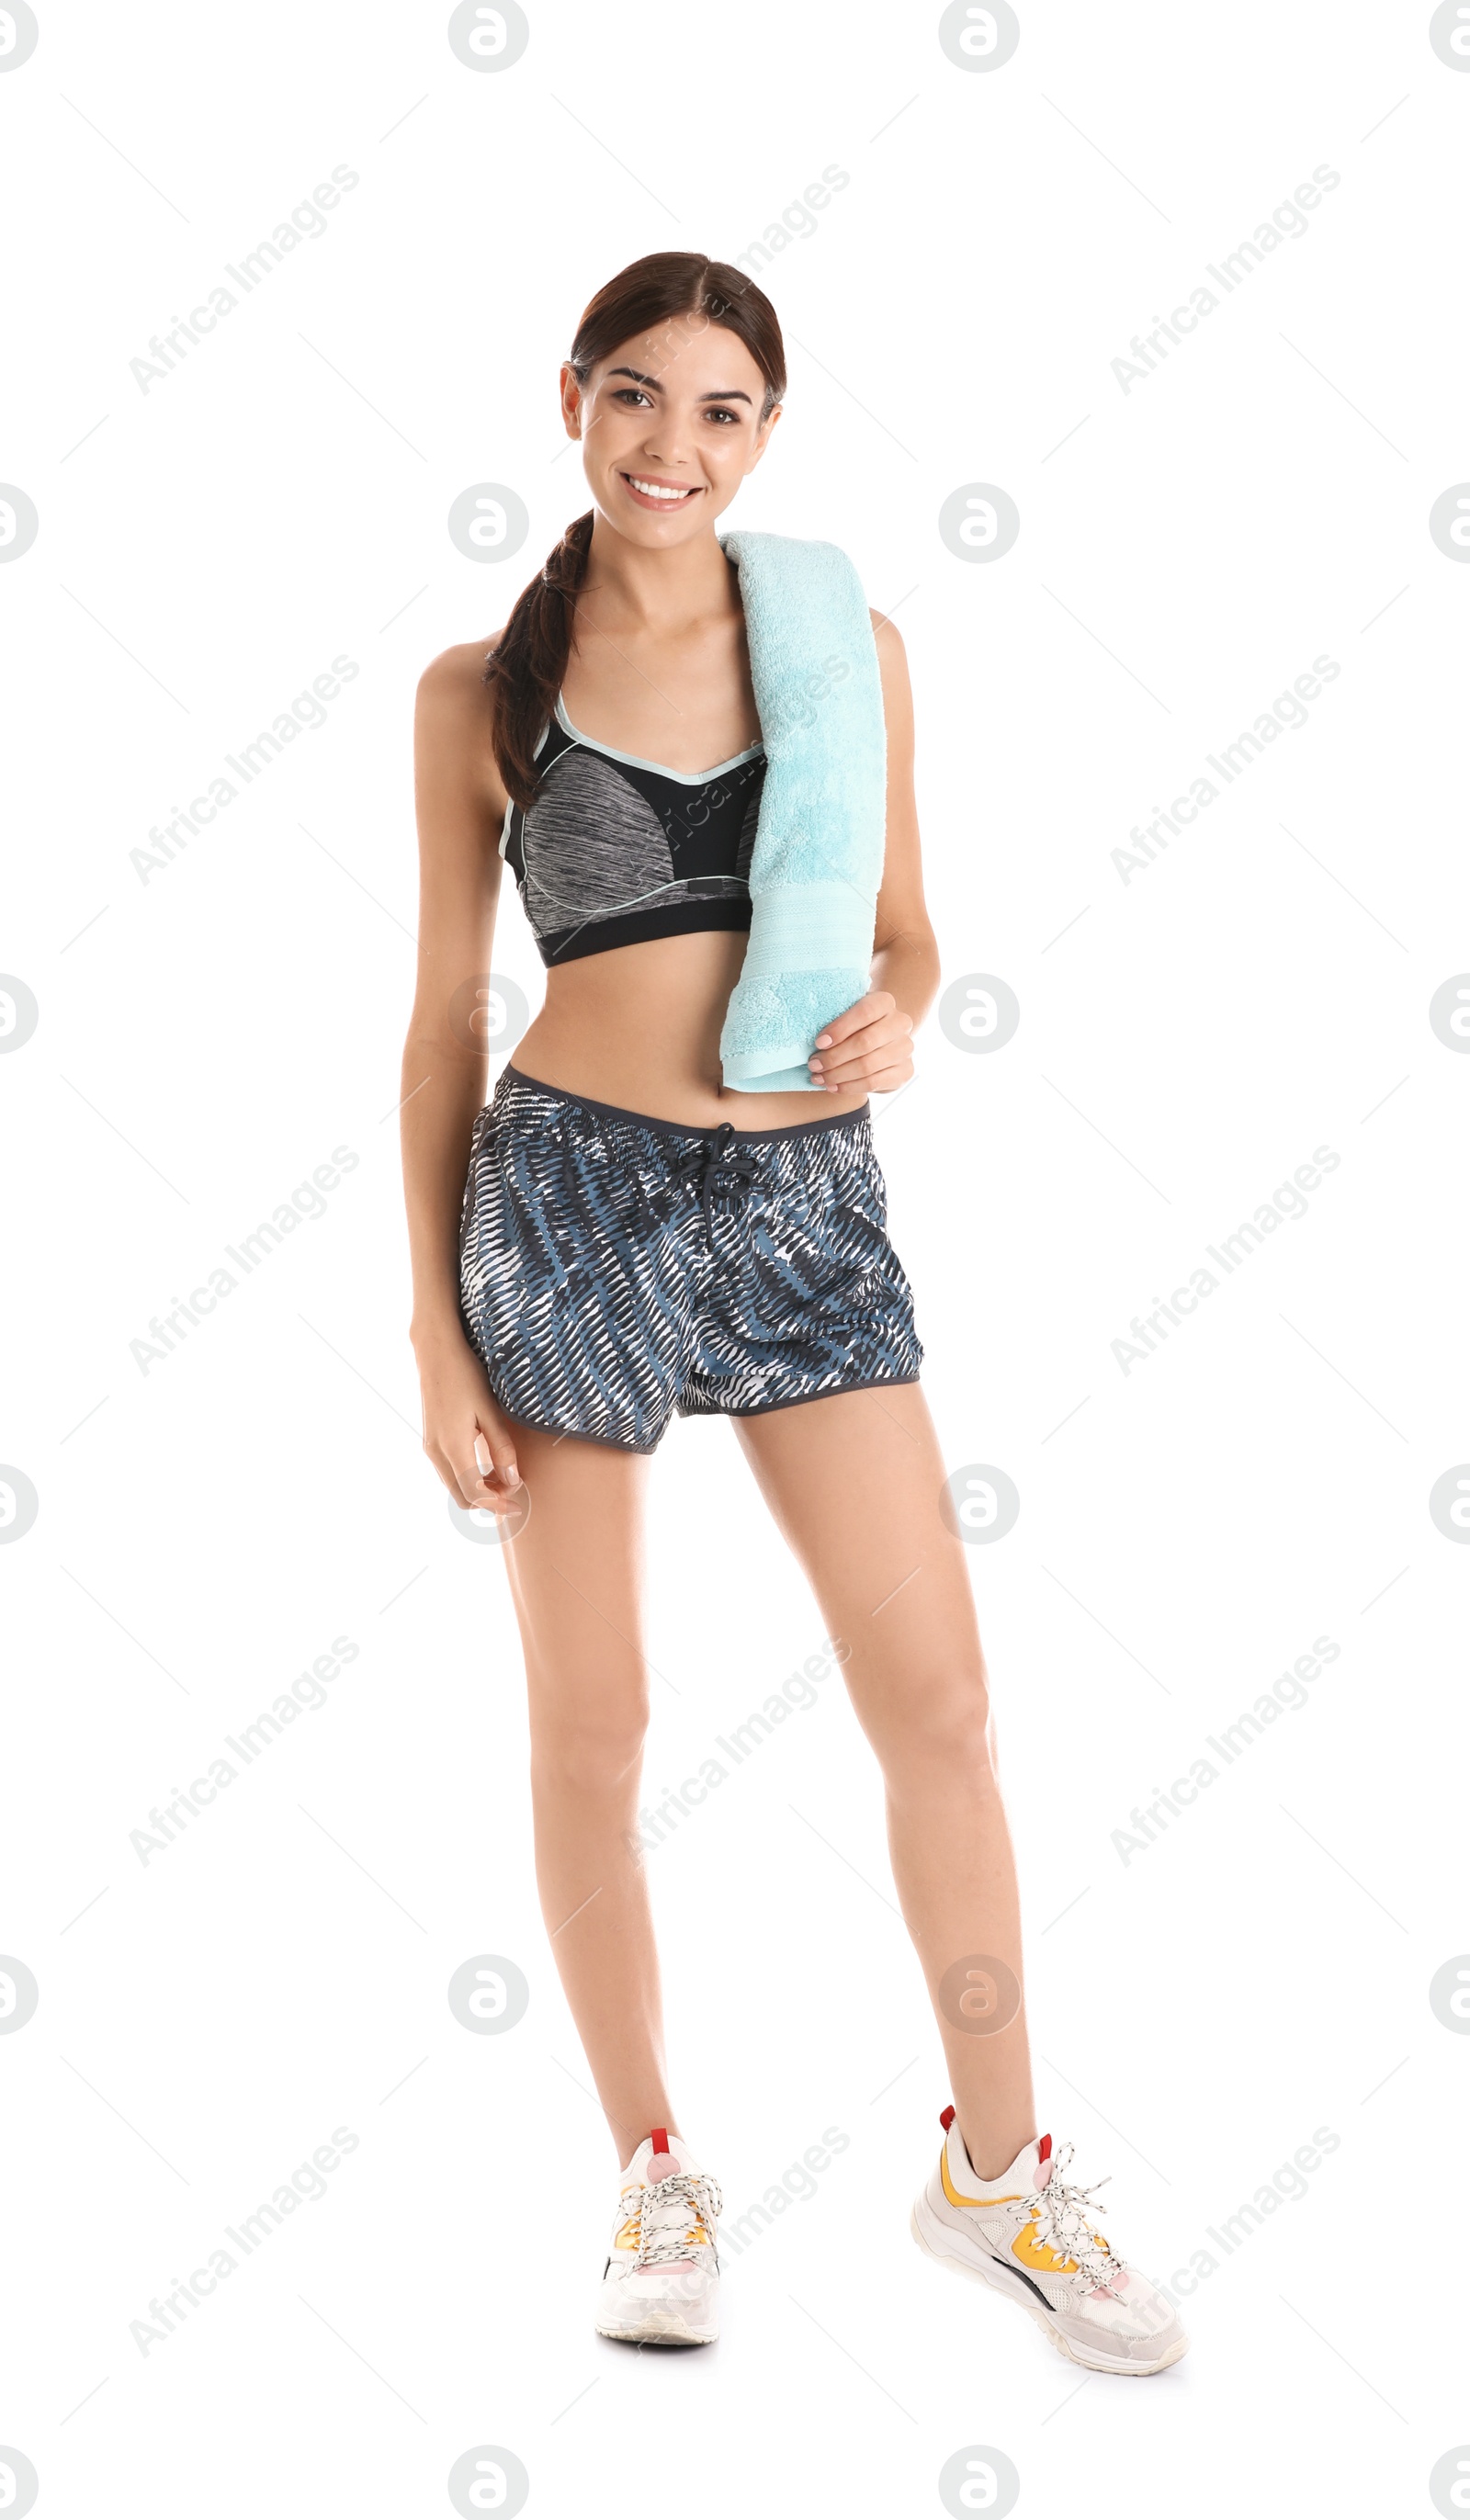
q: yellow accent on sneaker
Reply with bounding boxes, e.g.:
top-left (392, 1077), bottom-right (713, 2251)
top-left (1011, 2208), bottom-right (1080, 2276)
top-left (938, 2146), bottom-right (1025, 2211)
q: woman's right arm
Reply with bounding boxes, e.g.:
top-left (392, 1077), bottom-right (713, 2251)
top-left (401, 639), bottom-right (524, 1516)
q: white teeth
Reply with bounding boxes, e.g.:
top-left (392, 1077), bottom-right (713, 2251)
top-left (628, 477), bottom-right (692, 501)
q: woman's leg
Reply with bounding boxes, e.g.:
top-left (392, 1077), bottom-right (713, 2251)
top-left (498, 1422), bottom-right (674, 2167)
top-left (734, 1381), bottom-right (1035, 2179)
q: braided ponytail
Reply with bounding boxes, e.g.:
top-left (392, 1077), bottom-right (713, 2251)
top-left (482, 250), bottom-right (786, 811)
top-left (483, 510), bottom-right (594, 809)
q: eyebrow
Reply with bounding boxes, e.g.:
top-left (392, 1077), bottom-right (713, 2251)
top-left (607, 366), bottom-right (752, 405)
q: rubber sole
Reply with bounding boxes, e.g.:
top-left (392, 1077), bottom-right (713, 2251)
top-left (595, 2316), bottom-right (717, 2347)
top-left (595, 2290), bottom-right (718, 2347)
top-left (910, 2195), bottom-right (1189, 2379)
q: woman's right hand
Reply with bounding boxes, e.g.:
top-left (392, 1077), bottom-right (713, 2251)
top-left (414, 1326), bottom-right (524, 1515)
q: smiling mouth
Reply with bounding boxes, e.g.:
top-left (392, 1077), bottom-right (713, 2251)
top-left (620, 473), bottom-right (702, 508)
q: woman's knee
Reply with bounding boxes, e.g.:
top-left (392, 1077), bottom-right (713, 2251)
top-left (878, 1663), bottom-right (995, 1781)
top-left (530, 1688), bottom-right (650, 1796)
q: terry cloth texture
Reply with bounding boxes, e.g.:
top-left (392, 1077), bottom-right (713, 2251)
top-left (458, 1067), bottom-right (922, 1453)
top-left (717, 531), bottom-right (887, 1093)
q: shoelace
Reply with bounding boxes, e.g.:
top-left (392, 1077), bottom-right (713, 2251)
top-left (621, 2169), bottom-right (724, 2268)
top-left (671, 1124), bottom-right (760, 1236)
top-left (1031, 2142), bottom-right (1125, 2290)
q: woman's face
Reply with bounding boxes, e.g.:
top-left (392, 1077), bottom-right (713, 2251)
top-left (562, 313), bottom-right (780, 547)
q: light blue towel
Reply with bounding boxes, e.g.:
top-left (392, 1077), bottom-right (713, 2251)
top-left (718, 531), bottom-right (886, 1093)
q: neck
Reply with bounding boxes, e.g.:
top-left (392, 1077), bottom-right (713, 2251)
top-left (581, 513), bottom-right (740, 634)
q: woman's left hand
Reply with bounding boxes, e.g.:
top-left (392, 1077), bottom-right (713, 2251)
top-left (808, 990), bottom-right (915, 1092)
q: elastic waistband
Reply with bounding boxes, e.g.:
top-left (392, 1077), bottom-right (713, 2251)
top-left (499, 1065), bottom-right (869, 1144)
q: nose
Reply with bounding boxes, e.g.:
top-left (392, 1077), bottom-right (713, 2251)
top-left (639, 436), bottom-right (693, 475)
top-left (637, 406), bottom-right (696, 471)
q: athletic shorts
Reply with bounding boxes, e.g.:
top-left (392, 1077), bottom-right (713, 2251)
top-left (458, 1066), bottom-right (922, 1454)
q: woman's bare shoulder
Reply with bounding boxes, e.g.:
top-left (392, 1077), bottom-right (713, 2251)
top-left (415, 637), bottom-right (507, 817)
top-left (417, 635), bottom-right (501, 706)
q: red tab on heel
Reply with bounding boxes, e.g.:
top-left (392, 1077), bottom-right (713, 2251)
top-left (940, 2106), bottom-right (956, 2130)
top-left (650, 2126), bottom-right (669, 2154)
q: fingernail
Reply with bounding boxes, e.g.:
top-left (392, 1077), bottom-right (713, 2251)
top-left (815, 1034), bottom-right (832, 1048)
top-left (808, 1058), bottom-right (822, 1073)
top-left (503, 1466), bottom-right (520, 1488)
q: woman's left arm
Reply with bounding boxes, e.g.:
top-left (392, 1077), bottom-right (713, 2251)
top-left (806, 610), bottom-right (940, 1094)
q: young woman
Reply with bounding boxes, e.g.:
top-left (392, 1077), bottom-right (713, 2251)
top-left (401, 254), bottom-right (1187, 2376)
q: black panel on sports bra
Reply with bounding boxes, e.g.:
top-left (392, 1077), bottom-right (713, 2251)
top-left (500, 696), bottom-right (765, 966)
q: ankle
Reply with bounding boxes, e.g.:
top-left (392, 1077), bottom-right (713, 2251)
top-left (616, 2122), bottom-right (682, 2173)
top-left (956, 2115), bottom-right (1037, 2183)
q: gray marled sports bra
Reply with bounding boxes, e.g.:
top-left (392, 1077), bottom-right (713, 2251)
top-left (499, 693), bottom-right (766, 966)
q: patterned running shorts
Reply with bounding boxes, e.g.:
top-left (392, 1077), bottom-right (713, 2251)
top-left (458, 1067), bottom-right (922, 1453)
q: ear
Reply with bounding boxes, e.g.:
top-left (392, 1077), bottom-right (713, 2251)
top-left (745, 402), bottom-right (783, 474)
top-left (560, 362), bottom-right (583, 439)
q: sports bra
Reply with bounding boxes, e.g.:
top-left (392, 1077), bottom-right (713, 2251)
top-left (499, 693), bottom-right (766, 966)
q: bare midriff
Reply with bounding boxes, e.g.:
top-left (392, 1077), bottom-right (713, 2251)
top-left (508, 930), bottom-right (870, 1131)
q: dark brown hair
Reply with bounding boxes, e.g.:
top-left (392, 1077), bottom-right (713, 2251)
top-left (483, 253), bottom-right (786, 808)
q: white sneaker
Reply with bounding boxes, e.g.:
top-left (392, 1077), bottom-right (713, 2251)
top-left (911, 2107), bottom-right (1189, 2376)
top-left (595, 2127), bottom-right (722, 2346)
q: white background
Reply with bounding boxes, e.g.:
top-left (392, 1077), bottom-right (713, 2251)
top-left (3, 2), bottom-right (1468, 2513)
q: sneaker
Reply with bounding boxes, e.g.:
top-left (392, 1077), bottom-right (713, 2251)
top-left (594, 2127), bottom-right (722, 2346)
top-left (911, 2108), bottom-right (1189, 2376)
